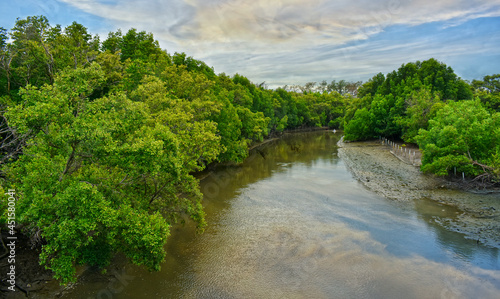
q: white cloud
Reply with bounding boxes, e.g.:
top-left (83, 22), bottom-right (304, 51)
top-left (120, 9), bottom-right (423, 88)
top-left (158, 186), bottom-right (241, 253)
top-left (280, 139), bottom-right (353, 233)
top-left (58, 0), bottom-right (500, 85)
top-left (60, 0), bottom-right (500, 42)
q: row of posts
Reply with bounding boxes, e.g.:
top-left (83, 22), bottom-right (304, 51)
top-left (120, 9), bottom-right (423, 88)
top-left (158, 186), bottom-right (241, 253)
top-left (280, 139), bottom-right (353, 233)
top-left (379, 137), bottom-right (465, 180)
top-left (380, 137), bottom-right (417, 164)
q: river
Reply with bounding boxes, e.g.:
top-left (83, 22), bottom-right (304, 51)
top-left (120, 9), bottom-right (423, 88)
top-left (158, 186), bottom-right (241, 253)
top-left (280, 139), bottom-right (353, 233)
top-left (65, 131), bottom-right (500, 299)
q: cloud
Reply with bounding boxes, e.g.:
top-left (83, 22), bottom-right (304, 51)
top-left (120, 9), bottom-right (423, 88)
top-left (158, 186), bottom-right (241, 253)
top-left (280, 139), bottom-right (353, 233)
top-left (60, 0), bottom-right (500, 45)
top-left (58, 0), bottom-right (500, 86)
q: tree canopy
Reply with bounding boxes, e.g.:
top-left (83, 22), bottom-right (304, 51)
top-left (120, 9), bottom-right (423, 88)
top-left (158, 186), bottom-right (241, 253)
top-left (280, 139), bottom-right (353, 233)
top-left (415, 100), bottom-right (500, 182)
top-left (344, 58), bottom-right (473, 141)
top-left (0, 16), bottom-right (353, 284)
top-left (343, 59), bottom-right (499, 184)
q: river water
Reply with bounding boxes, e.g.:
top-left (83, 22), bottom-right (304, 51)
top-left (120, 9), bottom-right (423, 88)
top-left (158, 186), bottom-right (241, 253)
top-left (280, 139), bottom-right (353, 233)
top-left (67, 131), bottom-right (500, 299)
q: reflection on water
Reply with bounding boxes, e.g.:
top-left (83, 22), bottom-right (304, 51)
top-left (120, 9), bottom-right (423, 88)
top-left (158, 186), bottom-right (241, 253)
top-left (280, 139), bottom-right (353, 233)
top-left (66, 131), bottom-right (500, 299)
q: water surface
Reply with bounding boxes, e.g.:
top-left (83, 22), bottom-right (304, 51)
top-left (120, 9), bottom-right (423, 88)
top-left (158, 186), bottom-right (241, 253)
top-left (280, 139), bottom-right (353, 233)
top-left (67, 131), bottom-right (500, 298)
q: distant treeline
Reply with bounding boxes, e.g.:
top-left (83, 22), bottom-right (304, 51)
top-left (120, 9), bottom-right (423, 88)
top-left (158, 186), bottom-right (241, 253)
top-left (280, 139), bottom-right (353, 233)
top-left (0, 16), bottom-right (498, 284)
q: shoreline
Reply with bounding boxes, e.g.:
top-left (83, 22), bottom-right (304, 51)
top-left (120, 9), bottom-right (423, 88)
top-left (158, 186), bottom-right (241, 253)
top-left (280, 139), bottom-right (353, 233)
top-left (197, 127), bottom-right (333, 181)
top-left (337, 138), bottom-right (500, 249)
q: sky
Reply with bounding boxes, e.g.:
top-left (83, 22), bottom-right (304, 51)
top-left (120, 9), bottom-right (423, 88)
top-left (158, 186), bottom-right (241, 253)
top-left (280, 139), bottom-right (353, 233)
top-left (1, 0), bottom-right (500, 88)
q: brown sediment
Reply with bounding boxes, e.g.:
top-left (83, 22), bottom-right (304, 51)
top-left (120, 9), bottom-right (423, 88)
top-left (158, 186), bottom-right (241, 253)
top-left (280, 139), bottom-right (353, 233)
top-left (338, 139), bottom-right (500, 249)
top-left (0, 231), bottom-right (66, 298)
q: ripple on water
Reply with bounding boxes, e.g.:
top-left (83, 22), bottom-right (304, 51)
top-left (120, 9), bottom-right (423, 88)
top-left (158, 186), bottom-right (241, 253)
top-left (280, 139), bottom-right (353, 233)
top-left (64, 132), bottom-right (500, 299)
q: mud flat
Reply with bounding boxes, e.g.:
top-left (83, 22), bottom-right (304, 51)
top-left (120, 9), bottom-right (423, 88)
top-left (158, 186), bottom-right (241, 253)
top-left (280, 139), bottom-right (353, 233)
top-left (338, 139), bottom-right (500, 248)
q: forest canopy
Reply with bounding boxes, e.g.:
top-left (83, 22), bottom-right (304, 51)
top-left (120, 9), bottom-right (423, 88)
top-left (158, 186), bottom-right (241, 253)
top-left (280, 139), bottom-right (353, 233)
top-left (343, 59), bottom-right (500, 184)
top-left (0, 16), bottom-right (350, 284)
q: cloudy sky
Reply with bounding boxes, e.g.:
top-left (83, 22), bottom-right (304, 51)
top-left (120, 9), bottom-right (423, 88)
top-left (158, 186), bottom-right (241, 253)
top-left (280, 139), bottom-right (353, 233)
top-left (2, 0), bottom-right (500, 87)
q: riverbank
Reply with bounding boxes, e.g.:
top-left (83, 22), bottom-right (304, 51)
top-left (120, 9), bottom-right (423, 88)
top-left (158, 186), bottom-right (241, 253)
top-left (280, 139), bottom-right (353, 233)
top-left (197, 127), bottom-right (333, 181)
top-left (337, 139), bottom-right (500, 248)
top-left (0, 231), bottom-right (66, 298)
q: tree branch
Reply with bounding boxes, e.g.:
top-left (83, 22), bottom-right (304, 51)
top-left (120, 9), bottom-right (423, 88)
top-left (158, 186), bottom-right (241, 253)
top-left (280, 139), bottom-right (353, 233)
top-left (59, 144), bottom-right (76, 181)
top-left (149, 181), bottom-right (170, 205)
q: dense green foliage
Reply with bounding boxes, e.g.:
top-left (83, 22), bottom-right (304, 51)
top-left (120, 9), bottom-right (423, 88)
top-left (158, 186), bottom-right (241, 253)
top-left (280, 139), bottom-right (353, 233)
top-left (344, 58), bottom-right (473, 141)
top-left (415, 100), bottom-right (500, 180)
top-left (0, 16), bottom-right (350, 284)
top-left (472, 74), bottom-right (500, 112)
top-left (344, 59), bottom-right (499, 183)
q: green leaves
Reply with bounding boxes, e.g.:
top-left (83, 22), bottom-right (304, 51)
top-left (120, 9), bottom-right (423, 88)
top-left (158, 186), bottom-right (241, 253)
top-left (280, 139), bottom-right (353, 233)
top-left (237, 107), bottom-right (270, 142)
top-left (3, 64), bottom-right (206, 283)
top-left (397, 88), bottom-right (443, 143)
top-left (473, 74), bottom-right (500, 112)
top-left (102, 28), bottom-right (162, 62)
top-left (344, 58), bottom-right (472, 142)
top-left (117, 206), bottom-right (169, 272)
top-left (344, 108), bottom-right (374, 141)
top-left (416, 99), bottom-right (500, 179)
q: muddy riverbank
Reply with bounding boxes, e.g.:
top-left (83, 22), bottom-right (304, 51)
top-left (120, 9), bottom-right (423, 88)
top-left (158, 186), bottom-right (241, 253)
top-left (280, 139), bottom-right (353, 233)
top-left (338, 139), bottom-right (500, 248)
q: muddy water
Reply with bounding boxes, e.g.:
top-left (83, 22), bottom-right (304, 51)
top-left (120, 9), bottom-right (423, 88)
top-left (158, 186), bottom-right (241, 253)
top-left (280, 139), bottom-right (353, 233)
top-left (66, 131), bottom-right (499, 299)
